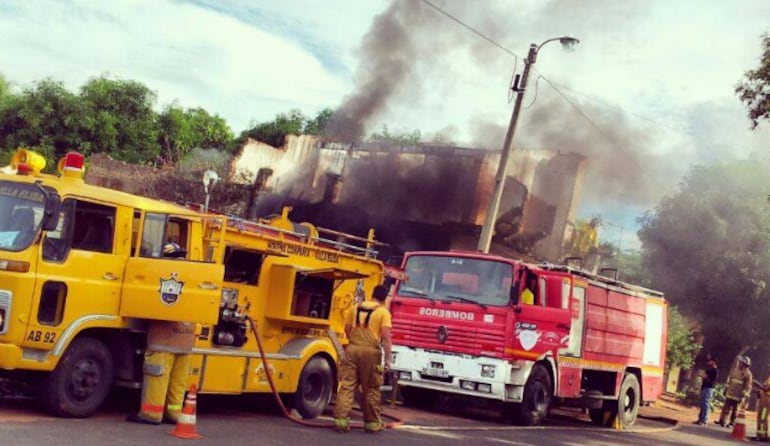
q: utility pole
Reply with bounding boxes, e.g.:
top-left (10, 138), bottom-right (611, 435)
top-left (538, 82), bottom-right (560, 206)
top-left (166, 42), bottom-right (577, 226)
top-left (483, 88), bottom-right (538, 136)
top-left (477, 37), bottom-right (579, 253)
top-left (477, 44), bottom-right (536, 253)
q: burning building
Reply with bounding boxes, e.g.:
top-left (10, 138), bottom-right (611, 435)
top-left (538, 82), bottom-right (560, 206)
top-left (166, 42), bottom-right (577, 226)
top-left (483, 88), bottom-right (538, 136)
top-left (230, 135), bottom-right (585, 262)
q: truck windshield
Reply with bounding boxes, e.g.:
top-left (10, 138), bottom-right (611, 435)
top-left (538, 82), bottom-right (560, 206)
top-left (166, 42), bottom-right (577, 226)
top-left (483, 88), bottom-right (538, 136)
top-left (398, 255), bottom-right (513, 306)
top-left (0, 181), bottom-right (45, 252)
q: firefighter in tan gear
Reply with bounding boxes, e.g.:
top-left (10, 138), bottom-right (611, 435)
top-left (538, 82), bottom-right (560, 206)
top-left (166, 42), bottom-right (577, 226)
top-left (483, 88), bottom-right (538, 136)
top-left (334, 284), bottom-right (392, 433)
top-left (127, 242), bottom-right (196, 425)
top-left (754, 362), bottom-right (770, 441)
top-left (718, 355), bottom-right (753, 427)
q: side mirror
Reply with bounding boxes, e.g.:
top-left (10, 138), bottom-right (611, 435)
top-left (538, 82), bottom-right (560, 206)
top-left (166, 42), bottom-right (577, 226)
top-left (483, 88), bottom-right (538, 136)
top-left (41, 189), bottom-right (61, 232)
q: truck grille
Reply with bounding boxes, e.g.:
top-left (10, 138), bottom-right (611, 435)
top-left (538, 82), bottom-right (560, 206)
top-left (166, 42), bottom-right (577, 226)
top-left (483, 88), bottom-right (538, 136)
top-left (392, 319), bottom-right (505, 356)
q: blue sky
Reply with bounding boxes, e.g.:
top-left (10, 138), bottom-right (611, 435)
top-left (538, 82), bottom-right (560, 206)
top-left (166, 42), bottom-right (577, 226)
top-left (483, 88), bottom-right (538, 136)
top-left (2, 0), bottom-right (770, 250)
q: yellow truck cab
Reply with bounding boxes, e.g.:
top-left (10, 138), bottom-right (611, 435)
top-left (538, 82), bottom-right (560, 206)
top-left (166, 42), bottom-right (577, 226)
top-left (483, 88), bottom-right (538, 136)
top-left (0, 149), bottom-right (389, 419)
top-left (0, 150), bottom-right (225, 416)
top-left (191, 206), bottom-right (387, 419)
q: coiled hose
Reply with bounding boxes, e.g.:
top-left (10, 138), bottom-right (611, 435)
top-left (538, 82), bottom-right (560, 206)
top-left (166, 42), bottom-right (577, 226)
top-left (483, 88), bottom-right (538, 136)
top-left (245, 315), bottom-right (402, 430)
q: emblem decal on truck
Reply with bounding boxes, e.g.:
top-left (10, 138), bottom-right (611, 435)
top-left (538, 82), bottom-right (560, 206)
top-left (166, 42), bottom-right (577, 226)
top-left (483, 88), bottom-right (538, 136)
top-left (159, 273), bottom-right (184, 305)
top-left (437, 325), bottom-right (449, 344)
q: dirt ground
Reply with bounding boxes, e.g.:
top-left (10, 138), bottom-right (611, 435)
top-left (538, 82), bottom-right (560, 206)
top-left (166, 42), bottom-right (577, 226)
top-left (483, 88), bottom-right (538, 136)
top-left (644, 392), bottom-right (757, 426)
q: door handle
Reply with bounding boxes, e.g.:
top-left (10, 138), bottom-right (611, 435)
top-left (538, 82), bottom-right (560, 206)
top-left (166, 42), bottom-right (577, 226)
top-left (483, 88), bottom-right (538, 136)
top-left (557, 323), bottom-right (570, 330)
top-left (102, 273), bottom-right (120, 281)
top-left (198, 282), bottom-right (219, 290)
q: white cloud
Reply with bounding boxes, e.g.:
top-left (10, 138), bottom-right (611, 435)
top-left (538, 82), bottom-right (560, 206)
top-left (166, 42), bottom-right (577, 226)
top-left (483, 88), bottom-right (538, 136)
top-left (0, 0), bottom-right (353, 130)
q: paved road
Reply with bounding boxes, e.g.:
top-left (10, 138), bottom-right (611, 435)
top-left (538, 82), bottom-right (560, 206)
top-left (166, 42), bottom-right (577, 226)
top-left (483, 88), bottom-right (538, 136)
top-left (0, 392), bottom-right (750, 446)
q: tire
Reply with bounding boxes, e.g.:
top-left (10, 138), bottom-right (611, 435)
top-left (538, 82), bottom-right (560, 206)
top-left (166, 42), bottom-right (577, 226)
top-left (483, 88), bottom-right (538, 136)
top-left (614, 373), bottom-right (641, 428)
top-left (399, 386), bottom-right (438, 408)
top-left (293, 356), bottom-right (334, 419)
top-left (512, 364), bottom-right (552, 426)
top-left (41, 337), bottom-right (114, 417)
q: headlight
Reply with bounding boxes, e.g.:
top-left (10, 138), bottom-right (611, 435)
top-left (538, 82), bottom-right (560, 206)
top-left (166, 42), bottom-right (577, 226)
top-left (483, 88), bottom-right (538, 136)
top-left (477, 383), bottom-right (492, 393)
top-left (0, 308), bottom-right (5, 332)
top-left (481, 364), bottom-right (496, 379)
top-left (460, 380), bottom-right (476, 391)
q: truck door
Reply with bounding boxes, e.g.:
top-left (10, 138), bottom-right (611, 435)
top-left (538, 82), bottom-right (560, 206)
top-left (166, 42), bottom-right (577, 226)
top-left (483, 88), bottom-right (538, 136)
top-left (32, 199), bottom-right (126, 350)
top-left (557, 283), bottom-right (586, 398)
top-left (119, 212), bottom-right (222, 325)
top-left (513, 272), bottom-right (571, 359)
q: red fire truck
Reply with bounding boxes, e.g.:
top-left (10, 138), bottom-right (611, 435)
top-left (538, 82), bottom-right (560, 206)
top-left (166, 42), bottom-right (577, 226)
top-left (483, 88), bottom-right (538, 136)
top-left (390, 251), bottom-right (667, 428)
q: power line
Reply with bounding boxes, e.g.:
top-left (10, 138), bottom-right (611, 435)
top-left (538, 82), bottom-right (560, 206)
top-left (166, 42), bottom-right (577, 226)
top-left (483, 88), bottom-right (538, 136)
top-left (420, 0), bottom-right (688, 144)
top-left (421, 0), bottom-right (519, 61)
top-left (421, 0), bottom-right (674, 192)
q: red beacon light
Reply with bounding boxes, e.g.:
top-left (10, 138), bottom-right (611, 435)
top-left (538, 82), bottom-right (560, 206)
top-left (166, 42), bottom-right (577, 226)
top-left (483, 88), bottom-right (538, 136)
top-left (58, 152), bottom-right (85, 179)
top-left (16, 163), bottom-right (32, 176)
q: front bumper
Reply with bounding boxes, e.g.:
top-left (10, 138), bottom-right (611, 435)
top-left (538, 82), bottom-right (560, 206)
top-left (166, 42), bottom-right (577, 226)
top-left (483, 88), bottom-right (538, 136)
top-left (0, 343), bottom-right (21, 369)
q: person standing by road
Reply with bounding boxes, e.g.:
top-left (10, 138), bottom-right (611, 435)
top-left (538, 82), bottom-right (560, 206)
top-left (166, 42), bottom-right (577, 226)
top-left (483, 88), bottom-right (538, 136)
top-left (334, 284), bottom-right (392, 433)
top-left (718, 355), bottom-right (753, 428)
top-left (694, 355), bottom-right (718, 425)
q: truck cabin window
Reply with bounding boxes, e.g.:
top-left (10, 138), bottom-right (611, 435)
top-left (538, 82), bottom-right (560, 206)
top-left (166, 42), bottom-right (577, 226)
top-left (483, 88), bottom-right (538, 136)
top-left (0, 182), bottom-right (45, 252)
top-left (398, 255), bottom-right (513, 306)
top-left (42, 199), bottom-right (116, 262)
top-left (139, 213), bottom-right (190, 260)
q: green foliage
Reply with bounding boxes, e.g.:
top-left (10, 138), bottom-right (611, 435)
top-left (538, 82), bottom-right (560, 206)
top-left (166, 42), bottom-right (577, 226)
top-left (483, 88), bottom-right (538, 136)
top-left (79, 76), bottom-right (160, 163)
top-left (157, 105), bottom-right (233, 164)
top-left (369, 125), bottom-right (421, 145)
top-left (0, 78), bottom-right (83, 163)
top-left (666, 305), bottom-right (701, 371)
top-left (736, 33), bottom-right (770, 129)
top-left (638, 159), bottom-right (770, 365)
top-left (0, 73), bottom-right (235, 167)
top-left (239, 108), bottom-right (332, 148)
top-left (303, 108), bottom-right (333, 135)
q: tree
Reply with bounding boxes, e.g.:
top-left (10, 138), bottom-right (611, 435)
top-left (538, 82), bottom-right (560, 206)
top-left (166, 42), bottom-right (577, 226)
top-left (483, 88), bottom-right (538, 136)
top-left (638, 160), bottom-right (770, 368)
top-left (0, 78), bottom-right (83, 167)
top-left (368, 125), bottom-right (421, 145)
top-left (666, 305), bottom-right (702, 371)
top-left (736, 33), bottom-right (770, 129)
top-left (157, 105), bottom-right (234, 165)
top-left (239, 109), bottom-right (306, 148)
top-left (79, 76), bottom-right (160, 163)
top-left (0, 74), bottom-right (234, 168)
top-left (303, 108), bottom-right (334, 135)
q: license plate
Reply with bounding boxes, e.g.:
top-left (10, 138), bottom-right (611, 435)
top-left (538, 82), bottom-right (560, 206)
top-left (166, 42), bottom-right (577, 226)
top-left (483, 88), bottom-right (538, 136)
top-left (422, 367), bottom-right (449, 378)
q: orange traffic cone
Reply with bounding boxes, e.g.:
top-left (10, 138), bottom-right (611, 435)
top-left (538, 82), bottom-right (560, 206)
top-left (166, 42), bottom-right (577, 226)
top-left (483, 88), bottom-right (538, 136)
top-left (730, 408), bottom-right (747, 441)
top-left (169, 385), bottom-right (202, 440)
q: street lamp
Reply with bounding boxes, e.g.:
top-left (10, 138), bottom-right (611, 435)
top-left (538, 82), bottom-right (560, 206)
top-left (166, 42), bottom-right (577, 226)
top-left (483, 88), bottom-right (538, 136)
top-left (477, 36), bottom-right (580, 253)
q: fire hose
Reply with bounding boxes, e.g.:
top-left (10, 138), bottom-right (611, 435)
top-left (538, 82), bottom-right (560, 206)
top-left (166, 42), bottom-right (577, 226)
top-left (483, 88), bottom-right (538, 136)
top-left (244, 315), bottom-right (403, 430)
top-left (243, 315), bottom-right (676, 434)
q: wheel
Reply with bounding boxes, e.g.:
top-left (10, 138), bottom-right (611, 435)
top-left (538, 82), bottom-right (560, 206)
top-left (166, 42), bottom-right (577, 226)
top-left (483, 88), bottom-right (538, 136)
top-left (614, 373), bottom-right (641, 428)
top-left (293, 356), bottom-right (334, 419)
top-left (512, 364), bottom-right (552, 426)
top-left (41, 337), bottom-right (114, 417)
top-left (399, 386), bottom-right (438, 408)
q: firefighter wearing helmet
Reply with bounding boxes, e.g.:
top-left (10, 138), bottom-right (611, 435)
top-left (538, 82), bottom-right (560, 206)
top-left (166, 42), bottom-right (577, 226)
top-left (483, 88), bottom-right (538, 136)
top-left (127, 241), bottom-right (195, 425)
top-left (718, 355), bottom-right (753, 427)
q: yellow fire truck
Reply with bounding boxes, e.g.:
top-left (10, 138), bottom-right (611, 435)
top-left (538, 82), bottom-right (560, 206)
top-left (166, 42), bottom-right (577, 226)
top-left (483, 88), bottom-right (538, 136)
top-left (0, 149), bottom-right (387, 418)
